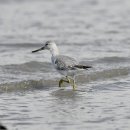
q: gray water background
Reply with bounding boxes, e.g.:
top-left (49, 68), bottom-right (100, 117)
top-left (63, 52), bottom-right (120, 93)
top-left (0, 0), bottom-right (130, 129)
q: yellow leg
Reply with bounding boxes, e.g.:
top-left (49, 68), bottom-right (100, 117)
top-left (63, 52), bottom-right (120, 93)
top-left (59, 79), bottom-right (64, 87)
top-left (66, 76), bottom-right (77, 90)
top-left (59, 78), bottom-right (70, 87)
top-left (59, 76), bottom-right (77, 90)
top-left (72, 79), bottom-right (77, 91)
top-left (66, 76), bottom-right (71, 83)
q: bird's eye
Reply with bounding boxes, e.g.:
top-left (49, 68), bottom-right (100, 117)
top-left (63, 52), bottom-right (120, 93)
top-left (45, 43), bottom-right (48, 46)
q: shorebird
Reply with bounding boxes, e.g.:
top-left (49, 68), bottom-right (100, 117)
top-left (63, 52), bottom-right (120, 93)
top-left (32, 41), bottom-right (92, 90)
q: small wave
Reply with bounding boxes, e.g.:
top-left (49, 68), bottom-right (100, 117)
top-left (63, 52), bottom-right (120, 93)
top-left (0, 67), bottom-right (129, 93)
top-left (94, 57), bottom-right (130, 63)
top-left (2, 61), bottom-right (53, 73)
top-left (77, 67), bottom-right (129, 83)
top-left (82, 57), bottom-right (130, 65)
top-left (0, 79), bottom-right (58, 93)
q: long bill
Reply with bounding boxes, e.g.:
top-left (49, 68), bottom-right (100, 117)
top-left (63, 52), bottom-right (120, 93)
top-left (32, 47), bottom-right (44, 53)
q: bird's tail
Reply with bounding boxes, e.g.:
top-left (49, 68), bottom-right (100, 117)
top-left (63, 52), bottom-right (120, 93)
top-left (74, 65), bottom-right (92, 70)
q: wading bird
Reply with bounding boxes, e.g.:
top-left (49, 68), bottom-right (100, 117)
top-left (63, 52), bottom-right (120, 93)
top-left (32, 41), bottom-right (92, 90)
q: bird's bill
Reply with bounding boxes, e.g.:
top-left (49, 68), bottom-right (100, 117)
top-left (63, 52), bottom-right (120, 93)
top-left (32, 47), bottom-right (44, 53)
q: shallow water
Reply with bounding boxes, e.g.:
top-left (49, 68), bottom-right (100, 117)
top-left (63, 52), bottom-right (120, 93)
top-left (0, 0), bottom-right (130, 130)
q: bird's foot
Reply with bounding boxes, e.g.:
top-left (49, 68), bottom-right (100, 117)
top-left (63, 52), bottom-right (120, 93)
top-left (59, 77), bottom-right (77, 91)
top-left (59, 78), bottom-right (70, 88)
top-left (59, 79), bottom-right (64, 87)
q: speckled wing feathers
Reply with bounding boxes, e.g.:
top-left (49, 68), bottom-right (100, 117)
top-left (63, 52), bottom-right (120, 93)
top-left (54, 55), bottom-right (77, 70)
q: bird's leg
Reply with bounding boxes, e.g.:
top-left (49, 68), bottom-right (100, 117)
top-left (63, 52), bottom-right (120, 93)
top-left (72, 79), bottom-right (77, 91)
top-left (66, 76), bottom-right (77, 90)
top-left (59, 76), bottom-right (77, 90)
top-left (66, 76), bottom-right (71, 83)
top-left (59, 79), bottom-right (64, 87)
top-left (59, 77), bottom-right (70, 88)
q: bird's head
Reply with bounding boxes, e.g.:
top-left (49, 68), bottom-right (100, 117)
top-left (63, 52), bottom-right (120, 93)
top-left (32, 41), bottom-right (57, 53)
top-left (32, 41), bottom-right (59, 56)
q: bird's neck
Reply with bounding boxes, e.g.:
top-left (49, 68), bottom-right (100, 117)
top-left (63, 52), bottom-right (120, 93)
top-left (50, 46), bottom-right (59, 57)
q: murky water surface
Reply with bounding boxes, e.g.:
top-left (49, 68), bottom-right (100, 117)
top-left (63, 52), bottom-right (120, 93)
top-left (0, 0), bottom-right (130, 129)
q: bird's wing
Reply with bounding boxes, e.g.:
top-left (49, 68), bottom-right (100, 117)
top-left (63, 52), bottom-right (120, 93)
top-left (54, 55), bottom-right (77, 70)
